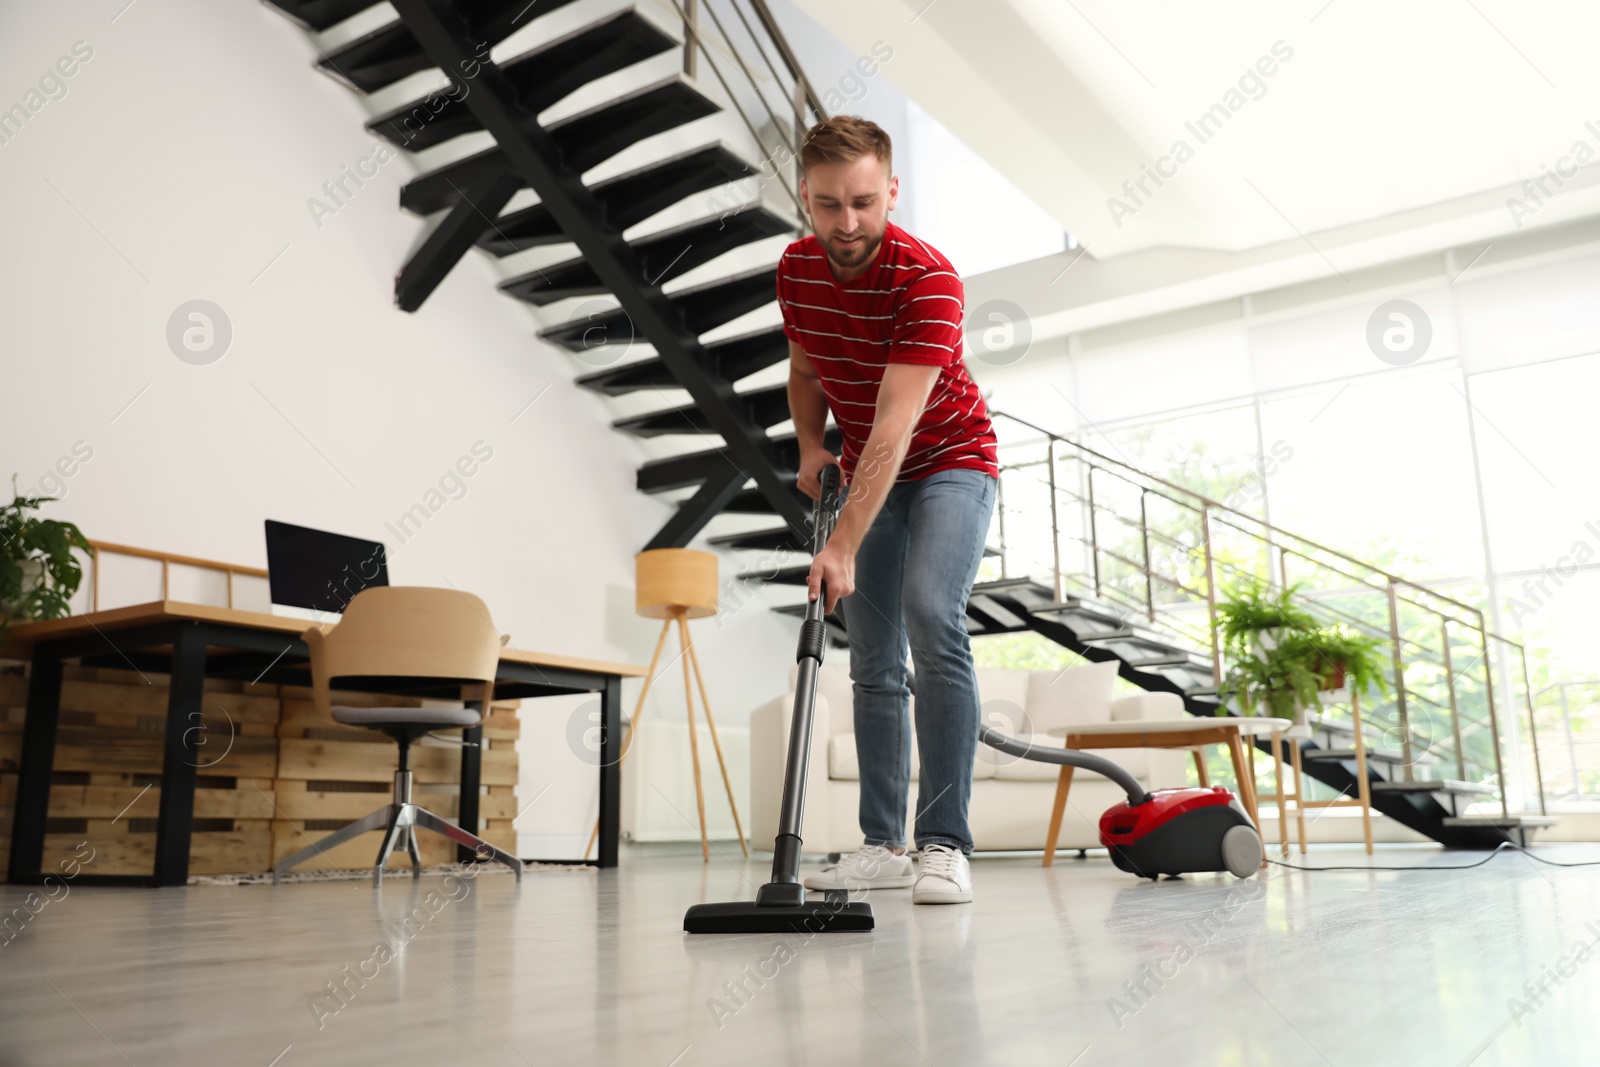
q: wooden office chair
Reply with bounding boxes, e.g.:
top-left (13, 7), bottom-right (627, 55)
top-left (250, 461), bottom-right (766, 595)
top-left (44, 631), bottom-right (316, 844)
top-left (272, 587), bottom-right (523, 887)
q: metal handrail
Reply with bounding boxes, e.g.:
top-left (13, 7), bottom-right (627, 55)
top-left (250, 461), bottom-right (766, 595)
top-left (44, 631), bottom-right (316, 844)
top-left (1009, 458), bottom-right (1480, 669)
top-left (747, 0), bottom-right (829, 119)
top-left (1004, 446), bottom-right (1500, 696)
top-left (988, 408), bottom-right (1545, 815)
top-left (1533, 680), bottom-right (1600, 804)
top-left (994, 410), bottom-right (1506, 634)
top-left (670, 0), bottom-right (827, 226)
top-left (667, 0), bottom-right (805, 221)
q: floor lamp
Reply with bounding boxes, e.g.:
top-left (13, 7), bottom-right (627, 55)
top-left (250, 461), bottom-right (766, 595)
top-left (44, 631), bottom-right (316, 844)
top-left (584, 548), bottom-right (747, 862)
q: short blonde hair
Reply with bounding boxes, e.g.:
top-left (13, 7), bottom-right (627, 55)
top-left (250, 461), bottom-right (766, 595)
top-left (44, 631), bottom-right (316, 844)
top-left (799, 115), bottom-right (892, 175)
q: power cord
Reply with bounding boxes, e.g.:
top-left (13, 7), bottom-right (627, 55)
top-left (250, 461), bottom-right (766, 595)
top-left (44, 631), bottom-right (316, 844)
top-left (1266, 840), bottom-right (1600, 872)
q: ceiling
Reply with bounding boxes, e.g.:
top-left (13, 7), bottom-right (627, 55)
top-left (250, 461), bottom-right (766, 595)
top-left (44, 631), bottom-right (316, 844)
top-left (792, 0), bottom-right (1600, 260)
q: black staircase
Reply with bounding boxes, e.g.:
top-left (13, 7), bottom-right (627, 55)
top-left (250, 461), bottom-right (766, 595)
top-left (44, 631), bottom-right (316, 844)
top-left (266, 0), bottom-right (831, 551)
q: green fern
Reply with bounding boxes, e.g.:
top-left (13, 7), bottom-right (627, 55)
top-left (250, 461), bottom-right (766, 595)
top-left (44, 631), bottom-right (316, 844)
top-left (1215, 578), bottom-right (1317, 658)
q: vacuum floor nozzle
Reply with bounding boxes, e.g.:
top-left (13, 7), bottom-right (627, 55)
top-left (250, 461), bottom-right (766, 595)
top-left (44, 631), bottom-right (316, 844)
top-left (684, 892), bottom-right (875, 934)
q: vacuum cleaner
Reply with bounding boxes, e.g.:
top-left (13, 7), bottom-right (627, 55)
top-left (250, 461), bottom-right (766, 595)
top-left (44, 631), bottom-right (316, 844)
top-left (980, 730), bottom-right (1263, 879)
top-left (684, 463), bottom-right (876, 934)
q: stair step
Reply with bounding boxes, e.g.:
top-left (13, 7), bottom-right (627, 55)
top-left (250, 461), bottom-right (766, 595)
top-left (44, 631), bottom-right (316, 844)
top-left (964, 596), bottom-right (1034, 633)
top-left (637, 423), bottom-right (840, 492)
top-left (1116, 647), bottom-right (1206, 669)
top-left (964, 615), bottom-right (1012, 636)
top-left (612, 383), bottom-right (789, 438)
top-left (537, 264), bottom-right (776, 352)
top-left (1310, 718), bottom-right (1432, 752)
top-left (1305, 746), bottom-right (1439, 766)
top-left (316, 0), bottom-right (579, 93)
top-left (400, 77), bottom-right (718, 215)
top-left (368, 10), bottom-right (677, 152)
top-left (583, 324), bottom-right (791, 398)
top-left (1056, 620), bottom-right (1182, 651)
top-left (1077, 630), bottom-right (1196, 656)
top-left (1030, 599), bottom-right (1138, 631)
top-left (1311, 717), bottom-right (1357, 735)
top-left (1152, 669), bottom-right (1223, 699)
top-left (501, 205), bottom-right (792, 305)
top-left (724, 479), bottom-right (807, 514)
top-left (264, 0), bottom-right (382, 32)
top-left (706, 525), bottom-right (810, 554)
top-left (709, 521), bottom-right (1003, 556)
top-left (970, 577), bottom-right (1059, 601)
top-left (748, 563), bottom-right (821, 587)
top-left (1370, 779), bottom-right (1499, 796)
top-left (476, 142), bottom-right (754, 254)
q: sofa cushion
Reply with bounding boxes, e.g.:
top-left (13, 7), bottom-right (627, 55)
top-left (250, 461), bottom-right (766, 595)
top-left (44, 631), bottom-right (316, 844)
top-left (1110, 691), bottom-right (1187, 722)
top-left (827, 733), bottom-right (994, 781)
top-left (975, 689), bottom-right (1033, 771)
top-left (1023, 661), bottom-right (1119, 735)
top-left (828, 733), bottom-right (865, 780)
top-left (989, 732), bottom-right (1151, 783)
top-left (974, 666), bottom-right (1030, 709)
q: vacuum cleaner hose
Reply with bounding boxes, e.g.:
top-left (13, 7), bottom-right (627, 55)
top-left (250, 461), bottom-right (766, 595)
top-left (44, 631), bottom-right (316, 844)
top-left (978, 726), bottom-right (1152, 806)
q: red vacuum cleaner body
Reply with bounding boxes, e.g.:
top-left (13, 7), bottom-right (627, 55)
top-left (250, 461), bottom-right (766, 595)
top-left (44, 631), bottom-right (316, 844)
top-left (1099, 786), bottom-right (1262, 879)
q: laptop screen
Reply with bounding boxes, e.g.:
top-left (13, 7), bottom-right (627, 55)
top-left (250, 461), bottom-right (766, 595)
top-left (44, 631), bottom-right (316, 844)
top-left (264, 520), bottom-right (388, 615)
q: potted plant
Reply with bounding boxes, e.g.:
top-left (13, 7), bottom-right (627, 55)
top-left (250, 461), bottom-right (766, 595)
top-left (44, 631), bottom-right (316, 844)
top-left (1222, 623), bottom-right (1391, 731)
top-left (1216, 577), bottom-right (1391, 731)
top-left (1216, 579), bottom-right (1317, 658)
top-left (0, 479), bottom-right (92, 644)
top-left (1274, 625), bottom-right (1391, 704)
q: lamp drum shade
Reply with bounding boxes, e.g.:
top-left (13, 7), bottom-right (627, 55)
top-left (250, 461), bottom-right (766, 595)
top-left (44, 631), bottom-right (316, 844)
top-left (635, 548), bottom-right (719, 619)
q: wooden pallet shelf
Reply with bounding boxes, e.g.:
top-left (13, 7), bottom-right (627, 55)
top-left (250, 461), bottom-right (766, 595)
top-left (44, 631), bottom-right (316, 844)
top-left (0, 666), bottom-right (521, 880)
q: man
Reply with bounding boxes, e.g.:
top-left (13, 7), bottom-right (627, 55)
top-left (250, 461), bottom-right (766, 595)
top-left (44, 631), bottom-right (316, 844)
top-left (776, 115), bottom-right (999, 905)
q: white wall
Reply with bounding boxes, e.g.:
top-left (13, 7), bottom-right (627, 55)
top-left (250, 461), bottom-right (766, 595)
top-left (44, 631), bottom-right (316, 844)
top-left (0, 0), bottom-right (804, 857)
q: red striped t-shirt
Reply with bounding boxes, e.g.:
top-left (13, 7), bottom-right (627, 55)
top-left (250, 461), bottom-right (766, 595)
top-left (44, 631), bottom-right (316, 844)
top-left (776, 220), bottom-right (999, 485)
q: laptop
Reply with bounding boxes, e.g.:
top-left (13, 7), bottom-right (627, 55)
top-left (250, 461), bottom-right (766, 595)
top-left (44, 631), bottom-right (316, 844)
top-left (264, 520), bottom-right (388, 619)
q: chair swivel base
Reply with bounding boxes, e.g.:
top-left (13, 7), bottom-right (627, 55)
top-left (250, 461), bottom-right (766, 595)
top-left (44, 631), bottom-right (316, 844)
top-left (273, 769), bottom-right (523, 887)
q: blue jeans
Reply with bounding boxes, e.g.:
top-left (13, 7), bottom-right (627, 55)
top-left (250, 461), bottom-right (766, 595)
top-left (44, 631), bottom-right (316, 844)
top-left (839, 467), bottom-right (997, 856)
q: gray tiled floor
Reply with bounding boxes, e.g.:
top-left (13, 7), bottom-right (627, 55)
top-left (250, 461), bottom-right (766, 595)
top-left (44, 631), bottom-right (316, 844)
top-left (2, 843), bottom-right (1597, 1065)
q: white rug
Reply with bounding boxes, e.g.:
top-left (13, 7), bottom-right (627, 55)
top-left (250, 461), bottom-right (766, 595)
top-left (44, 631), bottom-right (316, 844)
top-left (188, 861), bottom-right (594, 886)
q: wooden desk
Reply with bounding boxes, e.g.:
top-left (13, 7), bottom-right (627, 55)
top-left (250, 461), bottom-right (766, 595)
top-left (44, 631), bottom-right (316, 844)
top-left (2, 601), bottom-right (646, 886)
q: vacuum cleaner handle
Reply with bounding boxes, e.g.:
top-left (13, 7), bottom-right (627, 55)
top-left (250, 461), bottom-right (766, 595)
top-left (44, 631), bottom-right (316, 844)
top-left (807, 462), bottom-right (844, 618)
top-left (762, 462), bottom-right (846, 897)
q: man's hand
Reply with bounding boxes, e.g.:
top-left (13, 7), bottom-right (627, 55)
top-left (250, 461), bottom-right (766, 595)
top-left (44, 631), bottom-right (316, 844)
top-left (807, 539), bottom-right (855, 615)
top-left (796, 447), bottom-right (839, 501)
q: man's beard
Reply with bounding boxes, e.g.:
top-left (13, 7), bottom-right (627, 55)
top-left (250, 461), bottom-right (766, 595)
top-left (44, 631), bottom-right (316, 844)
top-left (824, 229), bottom-right (883, 272)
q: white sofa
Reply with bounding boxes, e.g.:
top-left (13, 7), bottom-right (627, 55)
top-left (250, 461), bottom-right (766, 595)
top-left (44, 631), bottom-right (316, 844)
top-left (749, 660), bottom-right (1190, 856)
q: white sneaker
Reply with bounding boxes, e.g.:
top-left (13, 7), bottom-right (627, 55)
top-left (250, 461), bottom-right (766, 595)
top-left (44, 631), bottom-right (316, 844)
top-left (912, 844), bottom-right (972, 904)
top-left (802, 845), bottom-right (914, 891)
